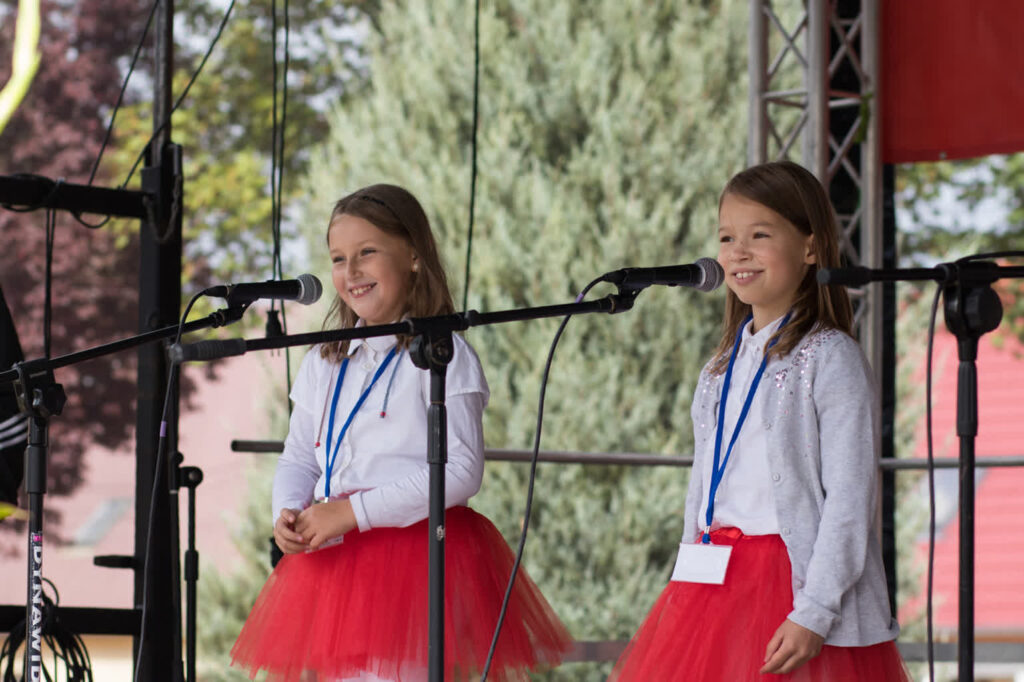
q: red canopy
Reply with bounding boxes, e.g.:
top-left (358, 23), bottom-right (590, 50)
top-left (882, 1), bottom-right (1024, 163)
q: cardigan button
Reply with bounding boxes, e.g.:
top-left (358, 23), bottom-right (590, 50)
top-left (772, 472), bottom-right (781, 482)
top-left (782, 527), bottom-right (792, 536)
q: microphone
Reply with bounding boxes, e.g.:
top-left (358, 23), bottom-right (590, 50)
top-left (205, 274), bottom-right (323, 306)
top-left (601, 257), bottom-right (724, 292)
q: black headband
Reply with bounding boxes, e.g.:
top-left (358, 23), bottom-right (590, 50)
top-left (356, 194), bottom-right (399, 220)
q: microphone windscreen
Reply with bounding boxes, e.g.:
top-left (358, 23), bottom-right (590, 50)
top-left (296, 274), bottom-right (323, 305)
top-left (695, 258), bottom-right (724, 292)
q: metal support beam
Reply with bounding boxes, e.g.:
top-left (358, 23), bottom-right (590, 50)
top-left (0, 175), bottom-right (150, 219)
top-left (132, 0), bottom-right (184, 680)
top-left (806, 1), bottom-right (829, 179)
top-left (0, 606), bottom-right (141, 636)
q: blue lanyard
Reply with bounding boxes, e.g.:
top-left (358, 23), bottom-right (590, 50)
top-left (323, 346), bottom-right (398, 498)
top-left (702, 312), bottom-right (791, 543)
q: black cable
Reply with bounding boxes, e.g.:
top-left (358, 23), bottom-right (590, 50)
top-left (0, 578), bottom-right (93, 681)
top-left (87, 0), bottom-right (161, 187)
top-left (269, 0), bottom-right (280, 323)
top-left (270, 0), bottom-right (281, 279)
top-left (269, 0), bottom-right (293, 401)
top-left (43, 210), bottom-right (55, 359)
top-left (460, 0), bottom-right (481, 313)
top-left (122, 0), bottom-right (238, 189)
top-left (480, 276), bottom-right (604, 680)
top-left (278, 0), bottom-right (291, 395)
top-left (924, 282), bottom-right (942, 682)
top-left (274, 0), bottom-right (290, 277)
top-left (132, 292), bottom-right (204, 682)
top-left (959, 250), bottom-right (1024, 262)
top-left (8, 2), bottom-right (160, 231)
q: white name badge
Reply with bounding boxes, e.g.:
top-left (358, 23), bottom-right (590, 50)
top-left (671, 541), bottom-right (733, 584)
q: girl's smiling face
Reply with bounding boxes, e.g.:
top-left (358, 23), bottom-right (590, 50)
top-left (328, 213), bottom-right (418, 326)
top-left (717, 192), bottom-right (816, 332)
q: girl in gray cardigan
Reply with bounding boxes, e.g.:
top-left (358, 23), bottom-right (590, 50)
top-left (612, 161), bottom-right (910, 681)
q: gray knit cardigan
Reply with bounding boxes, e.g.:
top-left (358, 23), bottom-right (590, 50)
top-left (684, 327), bottom-right (901, 646)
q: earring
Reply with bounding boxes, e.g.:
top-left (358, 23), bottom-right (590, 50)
top-left (412, 261), bottom-right (419, 272)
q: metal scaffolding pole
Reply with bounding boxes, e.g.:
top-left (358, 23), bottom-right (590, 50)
top-left (746, 0), bottom-right (884, 327)
top-left (133, 0), bottom-right (184, 679)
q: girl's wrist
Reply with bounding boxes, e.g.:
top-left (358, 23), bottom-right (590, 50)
top-left (331, 498), bottom-right (357, 532)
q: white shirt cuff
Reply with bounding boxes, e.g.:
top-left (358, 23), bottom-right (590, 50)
top-left (350, 491), bottom-right (372, 532)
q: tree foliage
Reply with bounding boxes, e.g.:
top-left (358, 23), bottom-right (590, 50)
top-left (105, 1), bottom-right (377, 302)
top-left (896, 155), bottom-right (1024, 342)
top-left (0, 0), bottom-right (152, 535)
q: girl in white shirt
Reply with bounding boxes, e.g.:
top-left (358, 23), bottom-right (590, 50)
top-left (611, 162), bottom-right (911, 681)
top-left (231, 184), bottom-right (570, 681)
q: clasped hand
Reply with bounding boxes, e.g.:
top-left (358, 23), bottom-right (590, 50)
top-left (273, 499), bottom-right (357, 554)
top-left (760, 618), bottom-right (825, 674)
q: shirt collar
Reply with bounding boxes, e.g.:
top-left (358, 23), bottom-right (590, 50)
top-left (740, 313), bottom-right (788, 356)
top-left (348, 317), bottom-right (400, 355)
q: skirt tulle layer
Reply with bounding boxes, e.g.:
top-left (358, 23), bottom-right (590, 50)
top-left (610, 528), bottom-right (911, 682)
top-left (231, 506), bottom-right (571, 682)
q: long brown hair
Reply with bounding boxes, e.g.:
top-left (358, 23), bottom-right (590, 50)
top-left (320, 184), bottom-right (454, 361)
top-left (709, 161), bottom-right (853, 374)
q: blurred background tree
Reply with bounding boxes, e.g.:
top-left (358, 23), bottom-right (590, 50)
top-left (896, 155), bottom-right (1024, 342)
top-left (0, 0), bottom-right (155, 537)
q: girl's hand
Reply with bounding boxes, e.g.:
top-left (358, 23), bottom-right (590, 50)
top-left (295, 499), bottom-right (357, 550)
top-left (760, 618), bottom-right (825, 674)
top-left (273, 508), bottom-right (308, 554)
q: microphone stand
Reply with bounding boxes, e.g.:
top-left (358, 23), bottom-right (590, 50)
top-left (818, 258), bottom-right (1024, 682)
top-left (168, 289), bottom-right (640, 682)
top-left (0, 304), bottom-right (249, 682)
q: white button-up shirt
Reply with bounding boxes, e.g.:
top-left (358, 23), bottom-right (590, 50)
top-left (698, 315), bottom-right (784, 536)
top-left (272, 330), bottom-right (489, 532)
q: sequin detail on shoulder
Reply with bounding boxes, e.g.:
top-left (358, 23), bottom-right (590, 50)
top-left (771, 328), bottom-right (843, 409)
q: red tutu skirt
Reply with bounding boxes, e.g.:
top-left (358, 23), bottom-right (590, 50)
top-left (610, 528), bottom-right (911, 682)
top-left (231, 506), bottom-right (571, 681)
